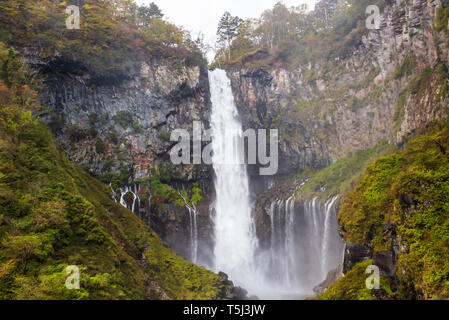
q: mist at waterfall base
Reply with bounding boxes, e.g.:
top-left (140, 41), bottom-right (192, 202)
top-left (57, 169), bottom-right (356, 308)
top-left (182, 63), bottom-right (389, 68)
top-left (208, 69), bottom-right (344, 299)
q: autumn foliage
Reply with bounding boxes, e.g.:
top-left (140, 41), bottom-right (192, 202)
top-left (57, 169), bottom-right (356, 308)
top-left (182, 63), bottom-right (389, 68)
top-left (0, 0), bottom-right (204, 81)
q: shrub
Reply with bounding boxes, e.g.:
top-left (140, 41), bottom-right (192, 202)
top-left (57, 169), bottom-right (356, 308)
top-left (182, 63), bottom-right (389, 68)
top-left (112, 111), bottom-right (134, 129)
top-left (393, 54), bottom-right (416, 79)
top-left (66, 124), bottom-right (87, 142)
top-left (2, 234), bottom-right (43, 271)
top-left (95, 138), bottom-right (106, 154)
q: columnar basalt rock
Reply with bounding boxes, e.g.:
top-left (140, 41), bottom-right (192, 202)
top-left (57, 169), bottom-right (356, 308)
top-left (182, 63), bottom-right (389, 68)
top-left (227, 0), bottom-right (446, 180)
top-left (32, 55), bottom-right (216, 264)
top-left (37, 58), bottom-right (211, 182)
top-left (232, 0), bottom-right (448, 295)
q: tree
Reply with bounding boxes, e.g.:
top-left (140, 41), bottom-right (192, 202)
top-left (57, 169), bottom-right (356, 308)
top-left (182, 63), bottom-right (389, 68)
top-left (194, 32), bottom-right (212, 57)
top-left (230, 20), bottom-right (256, 56)
top-left (137, 2), bottom-right (163, 26)
top-left (217, 12), bottom-right (243, 60)
top-left (2, 234), bottom-right (42, 272)
top-left (314, 0), bottom-right (341, 29)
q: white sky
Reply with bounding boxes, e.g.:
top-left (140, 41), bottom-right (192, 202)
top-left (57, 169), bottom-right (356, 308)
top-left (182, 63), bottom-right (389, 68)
top-left (136, 0), bottom-right (318, 58)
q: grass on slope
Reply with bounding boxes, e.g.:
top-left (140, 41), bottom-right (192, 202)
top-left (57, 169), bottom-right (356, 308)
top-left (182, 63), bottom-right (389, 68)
top-left (295, 139), bottom-right (396, 202)
top-left (338, 122), bottom-right (449, 299)
top-left (0, 43), bottom-right (226, 300)
top-left (316, 260), bottom-right (396, 300)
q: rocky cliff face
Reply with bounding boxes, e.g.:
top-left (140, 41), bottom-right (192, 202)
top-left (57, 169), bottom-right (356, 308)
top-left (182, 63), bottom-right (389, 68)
top-left (37, 58), bottom-right (211, 182)
top-left (228, 0), bottom-right (446, 178)
top-left (22, 0), bottom-right (449, 297)
top-left (30, 55), bottom-right (215, 264)
top-left (228, 0), bottom-right (449, 294)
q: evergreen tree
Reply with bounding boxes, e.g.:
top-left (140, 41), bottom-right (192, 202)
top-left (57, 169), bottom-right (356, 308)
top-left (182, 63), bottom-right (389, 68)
top-left (217, 12), bottom-right (243, 60)
top-left (137, 2), bottom-right (163, 26)
top-left (314, 0), bottom-right (340, 29)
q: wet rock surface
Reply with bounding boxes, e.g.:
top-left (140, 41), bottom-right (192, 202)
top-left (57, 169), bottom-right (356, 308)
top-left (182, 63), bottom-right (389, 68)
top-left (227, 0), bottom-right (446, 180)
top-left (313, 264), bottom-right (344, 295)
top-left (217, 272), bottom-right (252, 300)
top-left (30, 54), bottom-right (216, 263)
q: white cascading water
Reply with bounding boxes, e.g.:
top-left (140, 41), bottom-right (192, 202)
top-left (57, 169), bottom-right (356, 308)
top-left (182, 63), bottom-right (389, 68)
top-left (118, 185), bottom-right (140, 214)
top-left (321, 196), bottom-right (339, 277)
top-left (208, 69), bottom-right (345, 299)
top-left (110, 183), bottom-right (117, 202)
top-left (188, 207), bottom-right (199, 263)
top-left (178, 190), bottom-right (199, 264)
top-left (209, 69), bottom-right (260, 292)
top-left (266, 194), bottom-right (344, 296)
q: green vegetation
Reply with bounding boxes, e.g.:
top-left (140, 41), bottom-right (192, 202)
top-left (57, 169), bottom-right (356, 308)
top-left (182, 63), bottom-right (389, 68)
top-left (408, 66), bottom-right (433, 95)
top-left (338, 122), bottom-right (449, 299)
top-left (0, 43), bottom-right (225, 300)
top-left (146, 169), bottom-right (203, 212)
top-left (316, 260), bottom-right (396, 300)
top-left (100, 162), bottom-right (131, 190)
top-left (295, 140), bottom-right (396, 202)
top-left (95, 138), bottom-right (106, 154)
top-left (66, 124), bottom-right (88, 142)
top-left (393, 54), bottom-right (416, 80)
top-left (393, 65), bottom-right (447, 129)
top-left (213, 0), bottom-right (386, 70)
top-left (0, 0), bottom-right (205, 83)
top-left (393, 89), bottom-right (408, 128)
top-left (112, 110), bottom-right (142, 133)
top-left (436, 6), bottom-right (449, 34)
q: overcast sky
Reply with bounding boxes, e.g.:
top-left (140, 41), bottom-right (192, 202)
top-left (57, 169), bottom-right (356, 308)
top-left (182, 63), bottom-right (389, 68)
top-left (135, 0), bottom-right (318, 58)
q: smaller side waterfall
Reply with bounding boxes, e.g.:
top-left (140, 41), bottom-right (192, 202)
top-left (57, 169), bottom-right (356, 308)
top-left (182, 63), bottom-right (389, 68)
top-left (114, 182), bottom-right (199, 264)
top-left (178, 191), bottom-right (199, 264)
top-left (189, 206), bottom-right (198, 263)
top-left (118, 185), bottom-right (139, 214)
top-left (119, 186), bottom-right (130, 208)
top-left (321, 196), bottom-right (339, 277)
top-left (146, 181), bottom-right (152, 226)
top-left (264, 194), bottom-right (344, 297)
top-left (109, 183), bottom-right (117, 202)
top-left (266, 196), bottom-right (298, 289)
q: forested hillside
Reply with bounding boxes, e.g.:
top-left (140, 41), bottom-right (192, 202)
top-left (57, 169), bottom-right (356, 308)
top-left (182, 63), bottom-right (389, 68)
top-left (213, 0), bottom-right (384, 69)
top-left (0, 0), bottom-right (204, 81)
top-left (218, 0), bottom-right (449, 299)
top-left (1, 0), bottom-right (449, 301)
top-left (0, 0), bottom-right (233, 300)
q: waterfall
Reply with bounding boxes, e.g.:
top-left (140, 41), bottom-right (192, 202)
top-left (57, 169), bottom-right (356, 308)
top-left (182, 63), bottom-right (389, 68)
top-left (189, 206), bottom-right (198, 263)
top-left (322, 195), bottom-right (339, 277)
top-left (209, 69), bottom-right (259, 291)
top-left (284, 196), bottom-right (295, 285)
top-left (265, 194), bottom-right (344, 296)
top-left (208, 69), bottom-right (344, 299)
top-left (178, 191), bottom-right (199, 264)
top-left (109, 183), bottom-right (117, 202)
top-left (119, 186), bottom-right (138, 214)
top-left (132, 184), bottom-right (140, 214)
top-left (119, 186), bottom-right (129, 208)
top-left (266, 195), bottom-right (299, 290)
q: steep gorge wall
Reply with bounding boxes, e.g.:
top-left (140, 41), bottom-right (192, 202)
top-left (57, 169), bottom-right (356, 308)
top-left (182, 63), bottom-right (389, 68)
top-left (31, 55), bottom-right (215, 264)
top-left (229, 0), bottom-right (449, 294)
top-left (228, 0), bottom-right (447, 179)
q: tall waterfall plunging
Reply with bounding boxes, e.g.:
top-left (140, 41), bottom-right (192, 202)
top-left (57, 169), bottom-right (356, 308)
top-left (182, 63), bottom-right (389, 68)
top-left (209, 69), bottom-right (259, 289)
top-left (207, 69), bottom-right (344, 299)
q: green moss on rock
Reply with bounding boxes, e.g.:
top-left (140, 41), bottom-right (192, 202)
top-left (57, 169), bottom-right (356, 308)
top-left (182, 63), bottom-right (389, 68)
top-left (0, 46), bottom-right (227, 300)
top-left (338, 123), bottom-right (449, 299)
top-left (295, 140), bottom-right (395, 202)
top-left (316, 260), bottom-right (396, 300)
